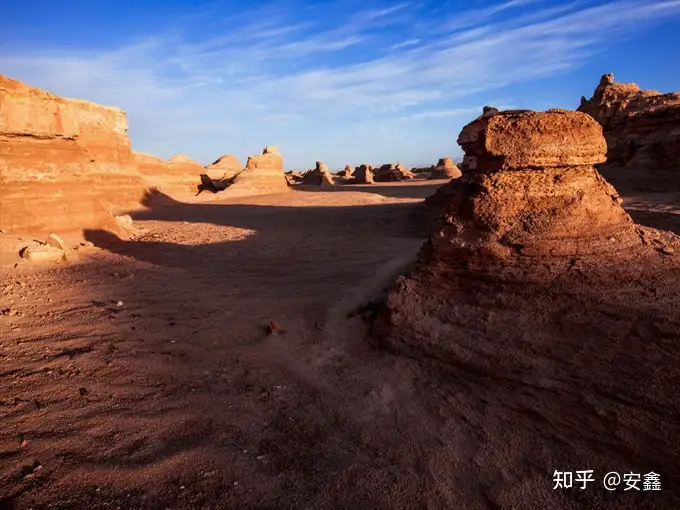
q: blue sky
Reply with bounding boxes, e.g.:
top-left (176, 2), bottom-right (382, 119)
top-left (2, 0), bottom-right (680, 170)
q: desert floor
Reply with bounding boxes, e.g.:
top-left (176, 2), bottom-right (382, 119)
top-left (1, 181), bottom-right (679, 509)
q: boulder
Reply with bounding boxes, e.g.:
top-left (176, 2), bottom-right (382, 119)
top-left (0, 74), bottom-right (147, 236)
top-left (578, 73), bottom-right (680, 189)
top-left (221, 147), bottom-right (289, 197)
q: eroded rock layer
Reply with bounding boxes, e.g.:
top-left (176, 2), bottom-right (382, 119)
top-left (302, 161), bottom-right (334, 186)
top-left (373, 164), bottom-right (415, 182)
top-left (204, 154), bottom-right (243, 181)
top-left (578, 73), bottom-right (680, 189)
top-left (220, 147), bottom-right (289, 197)
top-left (369, 109), bottom-right (680, 505)
top-left (427, 157), bottom-right (462, 180)
top-left (0, 74), bottom-right (146, 236)
top-left (135, 152), bottom-right (203, 196)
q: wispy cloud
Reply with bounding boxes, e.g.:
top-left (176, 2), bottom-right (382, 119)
top-left (2, 0), bottom-right (680, 168)
top-left (389, 38), bottom-right (421, 50)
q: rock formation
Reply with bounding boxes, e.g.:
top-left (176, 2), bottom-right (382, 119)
top-left (578, 73), bottom-right (680, 189)
top-left (220, 146), bottom-right (289, 197)
top-left (350, 164), bottom-right (374, 184)
top-left (373, 163), bottom-right (415, 182)
top-left (0, 74), bottom-right (146, 237)
top-left (284, 170), bottom-right (304, 185)
top-left (301, 161), bottom-right (334, 186)
top-left (369, 108), bottom-right (680, 497)
top-left (135, 152), bottom-right (204, 195)
top-left (427, 157), bottom-right (462, 180)
top-left (204, 154), bottom-right (243, 181)
top-left (338, 165), bottom-right (354, 177)
top-left (375, 108), bottom-right (663, 351)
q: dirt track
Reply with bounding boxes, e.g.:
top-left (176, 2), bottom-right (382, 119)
top-left (1, 181), bottom-right (679, 509)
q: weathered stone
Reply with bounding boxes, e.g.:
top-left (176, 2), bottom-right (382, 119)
top-left (134, 152), bottom-right (203, 195)
top-left (221, 147), bottom-right (289, 197)
top-left (20, 245), bottom-right (65, 263)
top-left (204, 154), bottom-right (243, 181)
top-left (578, 73), bottom-right (680, 189)
top-left (302, 161), bottom-right (334, 186)
top-left (458, 109), bottom-right (607, 172)
top-left (352, 164), bottom-right (374, 184)
top-left (428, 157), bottom-right (462, 180)
top-left (373, 163), bottom-right (415, 182)
top-left (0, 74), bottom-right (147, 236)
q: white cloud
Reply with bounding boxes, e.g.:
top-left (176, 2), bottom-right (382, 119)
top-left (2, 0), bottom-right (680, 168)
top-left (389, 38), bottom-right (421, 50)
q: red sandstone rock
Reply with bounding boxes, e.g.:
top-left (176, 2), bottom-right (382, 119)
top-left (221, 147), bottom-right (289, 197)
top-left (0, 74), bottom-right (147, 237)
top-left (350, 164), bottom-right (374, 184)
top-left (578, 73), bottom-right (680, 189)
top-left (302, 161), bottom-right (334, 186)
top-left (204, 154), bottom-right (243, 181)
top-left (427, 157), bottom-right (462, 180)
top-left (373, 163), bottom-right (415, 182)
top-left (134, 152), bottom-right (203, 196)
top-left (369, 110), bottom-right (680, 496)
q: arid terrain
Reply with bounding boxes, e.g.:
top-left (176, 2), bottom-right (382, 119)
top-left (2, 71), bottom-right (680, 510)
top-left (1, 179), bottom-right (679, 509)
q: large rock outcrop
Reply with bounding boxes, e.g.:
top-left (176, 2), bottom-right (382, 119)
top-left (368, 109), bottom-right (680, 506)
top-left (427, 157), bottom-right (462, 180)
top-left (0, 74), bottom-right (147, 236)
top-left (220, 146), bottom-right (289, 197)
top-left (135, 152), bottom-right (203, 195)
top-left (204, 154), bottom-right (243, 181)
top-left (578, 73), bottom-right (680, 189)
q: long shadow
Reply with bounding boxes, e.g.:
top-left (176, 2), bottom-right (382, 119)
top-left (84, 190), bottom-right (428, 286)
top-left (290, 180), bottom-right (447, 200)
top-left (620, 192), bottom-right (680, 235)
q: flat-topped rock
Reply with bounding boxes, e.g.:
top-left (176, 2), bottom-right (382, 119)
top-left (458, 109), bottom-right (607, 172)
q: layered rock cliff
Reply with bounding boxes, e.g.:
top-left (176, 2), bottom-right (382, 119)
top-left (578, 73), bottom-right (680, 189)
top-left (0, 74), bottom-right (146, 236)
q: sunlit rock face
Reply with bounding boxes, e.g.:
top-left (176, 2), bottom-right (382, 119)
top-left (578, 73), bottom-right (680, 189)
top-left (0, 74), bottom-right (146, 236)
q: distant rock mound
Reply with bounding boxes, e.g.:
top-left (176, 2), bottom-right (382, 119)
top-left (135, 152), bottom-right (204, 195)
top-left (285, 170), bottom-right (304, 185)
top-left (221, 147), bottom-right (289, 197)
top-left (373, 163), bottom-right (415, 182)
top-left (0, 74), bottom-right (146, 237)
top-left (578, 73), bottom-right (680, 190)
top-left (302, 161), bottom-right (334, 186)
top-left (349, 164), bottom-right (374, 184)
top-left (338, 165), bottom-right (354, 177)
top-left (205, 154), bottom-right (243, 181)
top-left (427, 157), bottom-right (462, 180)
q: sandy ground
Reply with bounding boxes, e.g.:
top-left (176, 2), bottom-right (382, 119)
top-left (1, 181), bottom-right (679, 509)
